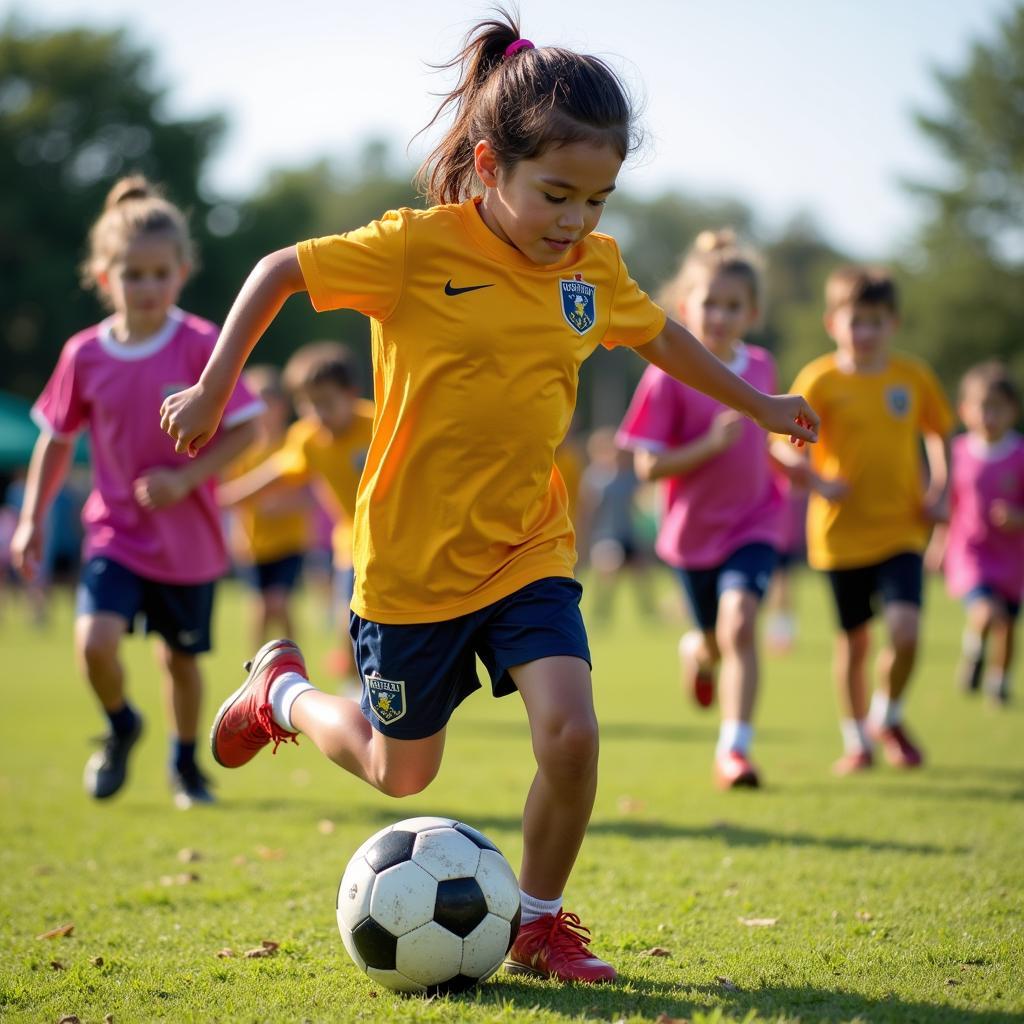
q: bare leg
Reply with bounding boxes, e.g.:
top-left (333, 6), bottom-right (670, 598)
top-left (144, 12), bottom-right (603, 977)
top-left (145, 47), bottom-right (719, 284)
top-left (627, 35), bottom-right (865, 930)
top-left (156, 641), bottom-right (202, 742)
top-left (75, 613), bottom-right (129, 711)
top-left (876, 602), bottom-right (919, 701)
top-left (716, 590), bottom-right (759, 723)
top-left (834, 624), bottom-right (870, 720)
top-left (514, 655), bottom-right (598, 901)
top-left (289, 689), bottom-right (445, 798)
top-left (263, 587), bottom-right (295, 643)
top-left (989, 614), bottom-right (1014, 676)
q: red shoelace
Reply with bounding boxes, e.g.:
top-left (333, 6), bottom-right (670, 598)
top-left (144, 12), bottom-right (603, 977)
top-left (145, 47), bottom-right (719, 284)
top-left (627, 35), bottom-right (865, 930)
top-left (539, 910), bottom-right (595, 961)
top-left (255, 702), bottom-right (299, 756)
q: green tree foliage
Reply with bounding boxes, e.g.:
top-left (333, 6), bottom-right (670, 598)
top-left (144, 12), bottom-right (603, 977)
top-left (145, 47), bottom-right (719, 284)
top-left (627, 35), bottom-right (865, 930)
top-left (899, 3), bottom-right (1024, 388)
top-left (0, 19), bottom-right (225, 396)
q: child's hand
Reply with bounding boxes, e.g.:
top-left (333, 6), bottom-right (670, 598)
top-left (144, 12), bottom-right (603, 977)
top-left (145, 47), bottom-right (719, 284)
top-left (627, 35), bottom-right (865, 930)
top-left (134, 468), bottom-right (190, 509)
top-left (708, 410), bottom-right (745, 453)
top-left (9, 519), bottom-right (42, 581)
top-left (160, 384), bottom-right (224, 457)
top-left (754, 394), bottom-right (819, 446)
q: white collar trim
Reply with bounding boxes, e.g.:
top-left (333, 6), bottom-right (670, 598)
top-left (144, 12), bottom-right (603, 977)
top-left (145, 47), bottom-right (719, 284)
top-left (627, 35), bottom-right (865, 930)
top-left (98, 307), bottom-right (184, 360)
top-left (966, 431), bottom-right (1020, 462)
top-left (725, 342), bottom-right (749, 376)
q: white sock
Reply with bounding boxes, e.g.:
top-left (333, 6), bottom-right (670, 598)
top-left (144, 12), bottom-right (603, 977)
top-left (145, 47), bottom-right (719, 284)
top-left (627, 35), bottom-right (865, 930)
top-left (961, 628), bottom-right (984, 659)
top-left (840, 718), bottom-right (869, 754)
top-left (868, 692), bottom-right (903, 729)
top-left (268, 671), bottom-right (315, 732)
top-left (984, 671), bottom-right (1007, 698)
top-left (519, 890), bottom-right (562, 925)
top-left (717, 719), bottom-right (753, 755)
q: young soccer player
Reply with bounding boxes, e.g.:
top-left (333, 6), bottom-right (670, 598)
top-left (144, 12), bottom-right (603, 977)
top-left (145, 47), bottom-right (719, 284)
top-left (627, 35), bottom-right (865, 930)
top-left (10, 176), bottom-right (262, 807)
top-left (617, 230), bottom-right (784, 789)
top-left (218, 342), bottom-right (372, 684)
top-left (776, 266), bottom-right (953, 774)
top-left (160, 16), bottom-right (817, 981)
top-left (926, 362), bottom-right (1024, 705)
top-left (225, 365), bottom-right (311, 649)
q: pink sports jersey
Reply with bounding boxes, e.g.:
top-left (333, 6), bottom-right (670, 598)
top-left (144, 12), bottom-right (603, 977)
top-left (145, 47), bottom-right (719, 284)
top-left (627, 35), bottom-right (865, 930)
top-left (33, 308), bottom-right (263, 584)
top-left (944, 431), bottom-right (1024, 604)
top-left (616, 343), bottom-right (784, 569)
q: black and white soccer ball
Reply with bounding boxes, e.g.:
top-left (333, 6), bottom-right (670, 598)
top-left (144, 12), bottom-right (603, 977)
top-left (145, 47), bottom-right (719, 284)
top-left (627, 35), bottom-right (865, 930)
top-left (337, 816), bottom-right (521, 994)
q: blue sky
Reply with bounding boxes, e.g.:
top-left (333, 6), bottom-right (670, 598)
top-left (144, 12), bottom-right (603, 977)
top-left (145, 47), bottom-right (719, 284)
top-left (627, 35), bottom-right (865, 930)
top-left (11, 0), bottom-right (1018, 256)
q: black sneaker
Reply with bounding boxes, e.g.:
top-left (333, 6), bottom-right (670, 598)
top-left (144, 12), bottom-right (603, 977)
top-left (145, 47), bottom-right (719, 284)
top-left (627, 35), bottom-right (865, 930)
top-left (171, 763), bottom-right (215, 809)
top-left (84, 714), bottom-right (144, 799)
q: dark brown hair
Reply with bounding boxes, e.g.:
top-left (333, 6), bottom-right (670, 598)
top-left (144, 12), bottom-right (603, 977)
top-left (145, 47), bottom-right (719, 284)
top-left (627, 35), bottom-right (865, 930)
top-left (81, 175), bottom-right (194, 294)
top-left (283, 341), bottom-right (359, 397)
top-left (659, 228), bottom-right (762, 312)
top-left (825, 264), bottom-right (898, 316)
top-left (959, 359), bottom-right (1020, 409)
top-left (417, 7), bottom-right (639, 205)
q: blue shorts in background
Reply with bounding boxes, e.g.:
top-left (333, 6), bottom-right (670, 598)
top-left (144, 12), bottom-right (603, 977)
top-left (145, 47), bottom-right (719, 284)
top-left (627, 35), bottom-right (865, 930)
top-left (676, 543), bottom-right (778, 632)
top-left (964, 584), bottom-right (1021, 621)
top-left (77, 556), bottom-right (215, 654)
top-left (349, 577), bottom-right (591, 740)
top-left (240, 552), bottom-right (304, 593)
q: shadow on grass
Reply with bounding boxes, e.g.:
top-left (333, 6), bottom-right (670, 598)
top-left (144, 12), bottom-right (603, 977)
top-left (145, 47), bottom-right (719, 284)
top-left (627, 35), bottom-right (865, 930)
top-left (465, 975), bottom-right (1018, 1023)
top-left (798, 777), bottom-right (1023, 805)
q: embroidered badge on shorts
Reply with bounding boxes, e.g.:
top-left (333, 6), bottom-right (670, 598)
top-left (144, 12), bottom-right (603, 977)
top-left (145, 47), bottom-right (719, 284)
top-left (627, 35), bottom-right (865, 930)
top-left (365, 673), bottom-right (406, 724)
top-left (560, 274), bottom-right (596, 336)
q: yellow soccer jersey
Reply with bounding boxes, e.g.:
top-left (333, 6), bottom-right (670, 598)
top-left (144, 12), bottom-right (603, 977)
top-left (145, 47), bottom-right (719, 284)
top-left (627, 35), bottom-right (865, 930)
top-left (297, 199), bottom-right (666, 623)
top-left (272, 404), bottom-right (374, 569)
top-left (225, 439), bottom-right (309, 564)
top-left (792, 351), bottom-right (954, 570)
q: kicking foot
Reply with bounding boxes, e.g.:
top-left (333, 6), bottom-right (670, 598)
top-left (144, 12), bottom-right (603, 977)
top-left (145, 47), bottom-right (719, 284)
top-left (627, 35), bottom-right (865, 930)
top-left (84, 713), bottom-right (144, 799)
top-left (210, 638), bottom-right (305, 769)
top-left (505, 910), bottom-right (617, 983)
top-left (679, 631), bottom-right (715, 709)
top-left (715, 749), bottom-right (761, 789)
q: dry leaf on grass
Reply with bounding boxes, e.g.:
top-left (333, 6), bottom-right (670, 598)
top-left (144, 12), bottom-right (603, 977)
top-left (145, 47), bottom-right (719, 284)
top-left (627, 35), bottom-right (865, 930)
top-left (32, 864), bottom-right (54, 876)
top-left (90, 956), bottom-right (104, 967)
top-left (243, 940), bottom-right (280, 958)
top-left (177, 848), bottom-right (201, 863)
top-left (159, 873), bottom-right (199, 887)
top-left (317, 819), bottom-right (336, 835)
top-left (255, 846), bottom-right (285, 861)
top-left (37, 923), bottom-right (74, 940)
top-left (715, 975), bottom-right (738, 990)
top-left (50, 960), bottom-right (66, 971)
top-left (642, 946), bottom-right (672, 957)
top-left (231, 855), bottom-right (248, 867)
top-left (856, 910), bottom-right (873, 922)
top-left (215, 948), bottom-right (234, 958)
top-left (617, 795), bottom-right (646, 814)
top-left (738, 917), bottom-right (778, 927)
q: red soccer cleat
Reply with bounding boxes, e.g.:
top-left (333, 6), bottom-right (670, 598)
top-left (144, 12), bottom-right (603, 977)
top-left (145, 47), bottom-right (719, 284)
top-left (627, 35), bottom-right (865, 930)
top-left (505, 910), bottom-right (617, 983)
top-left (831, 748), bottom-right (874, 776)
top-left (872, 722), bottom-right (924, 768)
top-left (679, 632), bottom-right (715, 709)
top-left (715, 749), bottom-right (761, 789)
top-left (210, 639), bottom-right (306, 769)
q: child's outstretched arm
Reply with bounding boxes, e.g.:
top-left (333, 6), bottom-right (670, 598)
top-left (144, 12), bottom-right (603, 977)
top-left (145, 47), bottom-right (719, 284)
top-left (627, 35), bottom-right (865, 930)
top-left (922, 431), bottom-right (952, 523)
top-left (635, 318), bottom-right (818, 444)
top-left (161, 247), bottom-right (306, 456)
top-left (9, 432), bottom-right (74, 581)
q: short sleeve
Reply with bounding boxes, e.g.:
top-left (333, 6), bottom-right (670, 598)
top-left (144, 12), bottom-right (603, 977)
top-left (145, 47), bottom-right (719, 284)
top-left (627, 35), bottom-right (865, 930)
top-left (271, 421), bottom-right (314, 484)
top-left (915, 362), bottom-right (954, 437)
top-left (616, 365), bottom-right (683, 452)
top-left (32, 340), bottom-right (88, 439)
top-left (601, 244), bottom-right (666, 351)
top-left (296, 209), bottom-right (407, 320)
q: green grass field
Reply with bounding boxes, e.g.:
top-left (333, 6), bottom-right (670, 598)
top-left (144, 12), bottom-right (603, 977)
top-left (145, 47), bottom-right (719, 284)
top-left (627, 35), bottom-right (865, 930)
top-left (1, 571), bottom-right (1021, 1023)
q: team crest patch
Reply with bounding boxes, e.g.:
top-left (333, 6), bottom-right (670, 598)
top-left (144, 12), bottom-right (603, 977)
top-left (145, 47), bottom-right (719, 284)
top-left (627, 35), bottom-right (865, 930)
top-left (886, 385), bottom-right (910, 417)
top-left (365, 673), bottom-right (406, 724)
top-left (560, 275), bottom-right (596, 336)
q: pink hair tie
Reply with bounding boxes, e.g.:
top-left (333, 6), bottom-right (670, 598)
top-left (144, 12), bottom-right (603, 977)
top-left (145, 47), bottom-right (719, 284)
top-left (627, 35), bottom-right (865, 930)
top-left (504, 38), bottom-right (535, 58)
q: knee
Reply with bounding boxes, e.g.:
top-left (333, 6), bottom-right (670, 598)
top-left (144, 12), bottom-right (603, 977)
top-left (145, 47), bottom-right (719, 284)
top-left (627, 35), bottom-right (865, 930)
top-left (374, 763), bottom-right (439, 799)
top-left (888, 612), bottom-right (919, 656)
top-left (79, 629), bottom-right (119, 670)
top-left (716, 595), bottom-right (758, 653)
top-left (263, 589), bottom-right (289, 618)
top-left (534, 711), bottom-right (600, 781)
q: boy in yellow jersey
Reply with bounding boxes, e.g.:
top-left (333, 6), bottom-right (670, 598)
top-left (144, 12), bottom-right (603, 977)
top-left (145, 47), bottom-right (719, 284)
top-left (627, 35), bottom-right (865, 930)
top-left (777, 267), bottom-right (953, 774)
top-left (219, 343), bottom-right (372, 680)
top-left (225, 366), bottom-right (310, 649)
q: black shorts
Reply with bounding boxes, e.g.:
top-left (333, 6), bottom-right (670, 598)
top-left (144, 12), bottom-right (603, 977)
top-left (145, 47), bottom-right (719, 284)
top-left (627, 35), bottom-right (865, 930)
top-left (240, 552), bottom-right (304, 593)
top-left (76, 556), bottom-right (215, 654)
top-left (826, 552), bottom-right (923, 632)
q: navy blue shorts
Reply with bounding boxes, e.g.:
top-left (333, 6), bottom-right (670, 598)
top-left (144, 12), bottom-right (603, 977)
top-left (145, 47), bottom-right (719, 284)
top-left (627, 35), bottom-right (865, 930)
top-left (76, 557), bottom-right (215, 654)
top-left (826, 552), bottom-right (923, 632)
top-left (240, 552), bottom-right (304, 593)
top-left (676, 543), bottom-right (778, 632)
top-left (349, 577), bottom-right (591, 740)
top-left (964, 585), bottom-right (1021, 621)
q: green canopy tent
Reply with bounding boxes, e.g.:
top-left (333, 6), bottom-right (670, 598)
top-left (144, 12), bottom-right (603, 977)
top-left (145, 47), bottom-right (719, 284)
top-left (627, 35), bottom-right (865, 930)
top-left (0, 391), bottom-right (89, 470)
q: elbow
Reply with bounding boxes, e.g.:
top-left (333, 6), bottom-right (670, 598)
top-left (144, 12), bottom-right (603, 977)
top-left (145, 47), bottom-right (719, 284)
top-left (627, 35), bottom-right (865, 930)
top-left (633, 451), bottom-right (657, 482)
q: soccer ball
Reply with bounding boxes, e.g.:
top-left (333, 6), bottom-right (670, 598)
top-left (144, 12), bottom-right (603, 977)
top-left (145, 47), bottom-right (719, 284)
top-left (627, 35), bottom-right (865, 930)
top-left (336, 816), bottom-right (521, 994)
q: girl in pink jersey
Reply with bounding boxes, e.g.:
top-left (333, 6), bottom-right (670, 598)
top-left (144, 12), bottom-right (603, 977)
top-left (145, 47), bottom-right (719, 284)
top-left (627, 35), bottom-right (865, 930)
top-left (10, 177), bottom-right (261, 807)
top-left (927, 361), bottom-right (1024, 705)
top-left (618, 230), bottom-right (787, 789)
